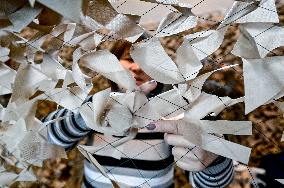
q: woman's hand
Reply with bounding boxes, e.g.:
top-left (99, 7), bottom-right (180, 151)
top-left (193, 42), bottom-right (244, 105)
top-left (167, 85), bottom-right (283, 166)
top-left (146, 120), bottom-right (218, 171)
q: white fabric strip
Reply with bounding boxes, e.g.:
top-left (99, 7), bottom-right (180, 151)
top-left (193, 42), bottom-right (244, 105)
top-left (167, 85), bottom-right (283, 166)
top-left (84, 163), bottom-right (174, 187)
top-left (84, 160), bottom-right (174, 178)
top-left (92, 134), bottom-right (171, 161)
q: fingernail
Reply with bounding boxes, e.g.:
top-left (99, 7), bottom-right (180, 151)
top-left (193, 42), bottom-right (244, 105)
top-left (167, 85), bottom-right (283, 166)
top-left (146, 123), bottom-right (156, 130)
top-left (149, 80), bottom-right (156, 84)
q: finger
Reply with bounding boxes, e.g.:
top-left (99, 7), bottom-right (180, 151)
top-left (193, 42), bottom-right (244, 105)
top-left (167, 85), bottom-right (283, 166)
top-left (176, 160), bottom-right (206, 172)
top-left (138, 80), bottom-right (157, 94)
top-left (165, 134), bottom-right (196, 148)
top-left (187, 147), bottom-right (218, 166)
top-left (146, 120), bottom-right (185, 135)
top-left (201, 151), bottom-right (219, 166)
top-left (172, 147), bottom-right (199, 161)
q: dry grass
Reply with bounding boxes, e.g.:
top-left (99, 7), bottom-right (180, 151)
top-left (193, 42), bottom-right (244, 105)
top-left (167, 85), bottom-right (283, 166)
top-left (2, 3), bottom-right (284, 188)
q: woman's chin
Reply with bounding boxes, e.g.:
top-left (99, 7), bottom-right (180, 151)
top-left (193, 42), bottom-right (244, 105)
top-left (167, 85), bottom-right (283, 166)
top-left (136, 80), bottom-right (143, 86)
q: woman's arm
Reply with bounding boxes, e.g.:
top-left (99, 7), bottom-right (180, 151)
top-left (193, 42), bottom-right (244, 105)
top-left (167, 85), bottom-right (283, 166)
top-left (44, 80), bottom-right (157, 150)
top-left (189, 156), bottom-right (234, 188)
top-left (44, 108), bottom-right (91, 150)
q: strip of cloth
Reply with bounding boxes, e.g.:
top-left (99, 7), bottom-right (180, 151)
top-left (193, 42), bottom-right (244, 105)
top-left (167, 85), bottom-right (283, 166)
top-left (44, 108), bottom-right (234, 187)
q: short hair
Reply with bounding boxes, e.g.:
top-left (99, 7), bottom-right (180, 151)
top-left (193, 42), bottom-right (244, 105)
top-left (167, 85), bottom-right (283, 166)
top-left (109, 40), bottom-right (132, 60)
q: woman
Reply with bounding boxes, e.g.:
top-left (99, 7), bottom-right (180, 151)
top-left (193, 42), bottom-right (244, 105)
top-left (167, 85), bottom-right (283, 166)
top-left (44, 40), bottom-right (234, 188)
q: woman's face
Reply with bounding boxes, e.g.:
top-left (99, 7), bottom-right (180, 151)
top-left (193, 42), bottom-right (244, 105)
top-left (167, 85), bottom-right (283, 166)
top-left (120, 59), bottom-right (152, 86)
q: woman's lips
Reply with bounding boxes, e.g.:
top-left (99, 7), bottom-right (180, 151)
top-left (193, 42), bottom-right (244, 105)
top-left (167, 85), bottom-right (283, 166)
top-left (136, 80), bottom-right (143, 86)
top-left (134, 76), bottom-right (144, 86)
top-left (133, 72), bottom-right (151, 85)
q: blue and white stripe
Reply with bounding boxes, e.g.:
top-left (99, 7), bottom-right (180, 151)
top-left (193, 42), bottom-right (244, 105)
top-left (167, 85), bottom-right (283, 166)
top-left (45, 108), bottom-right (91, 149)
top-left (190, 157), bottom-right (234, 187)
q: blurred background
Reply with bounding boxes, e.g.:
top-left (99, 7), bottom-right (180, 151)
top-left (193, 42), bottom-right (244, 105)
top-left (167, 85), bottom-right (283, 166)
top-left (1, 0), bottom-right (284, 187)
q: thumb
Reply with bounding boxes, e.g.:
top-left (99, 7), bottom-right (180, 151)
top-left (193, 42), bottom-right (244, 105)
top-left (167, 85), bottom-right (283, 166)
top-left (138, 80), bottom-right (157, 95)
top-left (146, 120), bottom-right (185, 135)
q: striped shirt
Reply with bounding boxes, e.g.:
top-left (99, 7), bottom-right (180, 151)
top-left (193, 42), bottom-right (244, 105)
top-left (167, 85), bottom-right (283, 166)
top-left (44, 108), bottom-right (234, 188)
